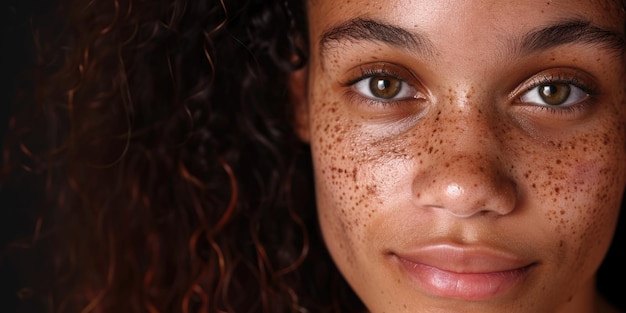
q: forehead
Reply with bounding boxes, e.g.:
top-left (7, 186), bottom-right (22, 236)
top-left (305, 0), bottom-right (625, 73)
top-left (306, 0), bottom-right (625, 34)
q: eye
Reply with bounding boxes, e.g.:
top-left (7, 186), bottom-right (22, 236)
top-left (353, 75), bottom-right (417, 101)
top-left (520, 82), bottom-right (588, 107)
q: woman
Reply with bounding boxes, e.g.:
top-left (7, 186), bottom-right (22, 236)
top-left (2, 0), bottom-right (625, 312)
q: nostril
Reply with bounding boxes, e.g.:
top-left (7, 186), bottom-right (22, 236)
top-left (444, 204), bottom-right (501, 218)
top-left (412, 155), bottom-right (518, 218)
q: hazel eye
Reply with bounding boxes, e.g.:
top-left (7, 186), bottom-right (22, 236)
top-left (520, 83), bottom-right (588, 107)
top-left (369, 76), bottom-right (402, 99)
top-left (354, 75), bottom-right (417, 101)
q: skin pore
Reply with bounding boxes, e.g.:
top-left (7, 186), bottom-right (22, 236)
top-left (293, 0), bottom-right (626, 312)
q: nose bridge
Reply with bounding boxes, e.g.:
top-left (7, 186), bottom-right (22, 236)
top-left (412, 96), bottom-right (517, 218)
top-left (438, 92), bottom-right (496, 151)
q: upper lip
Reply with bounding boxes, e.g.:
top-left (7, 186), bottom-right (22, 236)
top-left (392, 244), bottom-right (535, 273)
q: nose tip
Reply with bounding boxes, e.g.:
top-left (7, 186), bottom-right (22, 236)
top-left (445, 183), bottom-right (464, 199)
top-left (413, 155), bottom-right (517, 218)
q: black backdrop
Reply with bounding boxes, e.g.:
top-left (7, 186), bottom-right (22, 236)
top-left (2, 1), bottom-right (49, 311)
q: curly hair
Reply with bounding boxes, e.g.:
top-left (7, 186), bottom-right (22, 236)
top-left (2, 0), bottom-right (363, 312)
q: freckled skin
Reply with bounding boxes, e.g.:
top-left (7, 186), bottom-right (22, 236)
top-left (297, 1), bottom-right (625, 312)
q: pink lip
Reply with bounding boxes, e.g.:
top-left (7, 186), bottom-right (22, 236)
top-left (393, 244), bottom-right (535, 300)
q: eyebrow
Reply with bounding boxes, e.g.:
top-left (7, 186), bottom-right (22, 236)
top-left (319, 18), bottom-right (436, 58)
top-left (318, 18), bottom-right (625, 61)
top-left (518, 19), bottom-right (625, 55)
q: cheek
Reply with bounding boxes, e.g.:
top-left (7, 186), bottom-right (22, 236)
top-left (310, 99), bottom-right (413, 257)
top-left (310, 98), bottom-right (364, 256)
top-left (524, 126), bottom-right (626, 273)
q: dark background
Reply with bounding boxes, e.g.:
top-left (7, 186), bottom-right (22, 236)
top-left (1, 1), bottom-right (45, 311)
top-left (1, 1), bottom-right (625, 312)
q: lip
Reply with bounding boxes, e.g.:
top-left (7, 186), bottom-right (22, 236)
top-left (392, 244), bottom-right (535, 300)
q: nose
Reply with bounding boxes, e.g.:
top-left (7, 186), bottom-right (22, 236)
top-left (411, 110), bottom-right (518, 218)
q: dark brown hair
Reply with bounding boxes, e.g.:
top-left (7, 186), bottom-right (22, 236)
top-left (2, 0), bottom-right (363, 311)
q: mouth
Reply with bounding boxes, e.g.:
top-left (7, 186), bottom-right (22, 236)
top-left (392, 244), bottom-right (536, 300)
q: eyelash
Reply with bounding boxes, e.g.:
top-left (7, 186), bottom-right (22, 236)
top-left (341, 66), bottom-right (421, 106)
top-left (517, 72), bottom-right (597, 115)
top-left (343, 68), bottom-right (404, 86)
top-left (341, 64), bottom-right (598, 118)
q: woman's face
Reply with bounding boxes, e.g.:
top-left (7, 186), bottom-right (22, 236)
top-left (297, 0), bottom-right (626, 312)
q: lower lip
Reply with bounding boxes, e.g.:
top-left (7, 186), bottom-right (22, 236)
top-left (397, 258), bottom-right (533, 300)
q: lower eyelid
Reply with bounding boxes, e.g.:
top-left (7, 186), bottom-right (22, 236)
top-left (342, 84), bottom-right (427, 113)
top-left (513, 93), bottom-right (598, 122)
top-left (518, 102), bottom-right (589, 117)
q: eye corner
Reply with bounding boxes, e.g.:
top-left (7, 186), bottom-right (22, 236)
top-left (344, 63), bottom-right (425, 103)
top-left (512, 68), bottom-right (598, 109)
